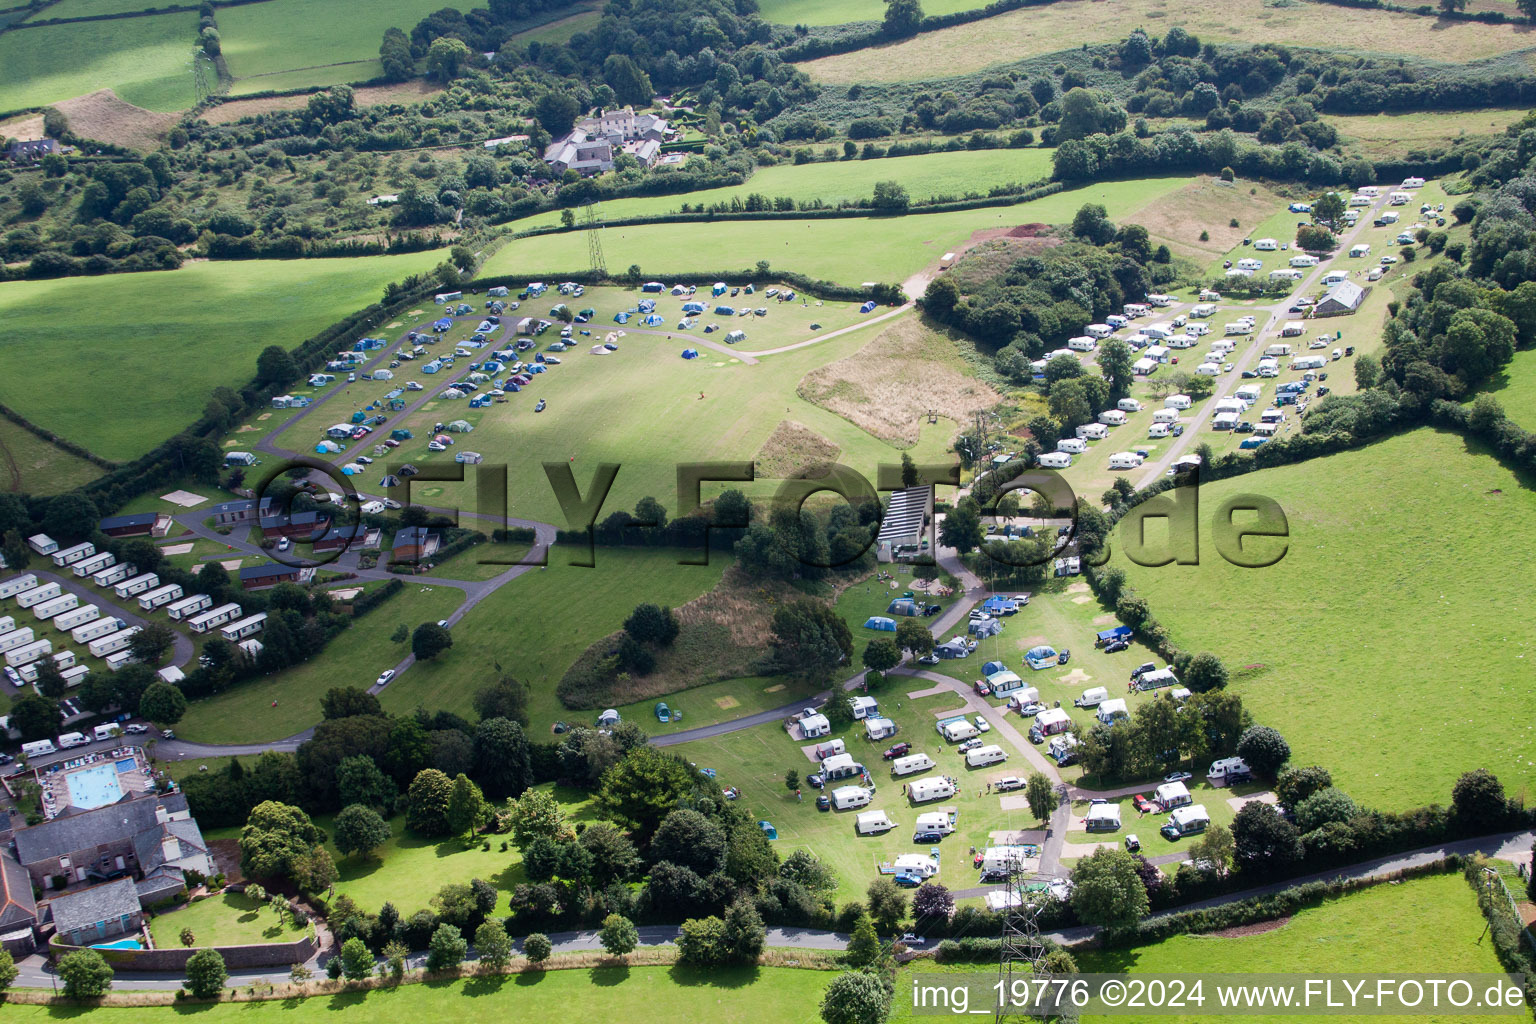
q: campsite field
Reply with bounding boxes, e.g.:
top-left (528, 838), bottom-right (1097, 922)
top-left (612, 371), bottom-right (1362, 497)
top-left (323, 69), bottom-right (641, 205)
top-left (0, 417), bottom-right (104, 495)
top-left (508, 149), bottom-right (1058, 233)
top-left (0, 965), bottom-right (833, 1023)
top-left (1112, 427), bottom-right (1536, 810)
top-left (486, 176), bottom-right (1192, 285)
top-left (795, 0), bottom-right (1534, 84)
top-left (0, 12), bottom-right (198, 112)
top-left (0, 250), bottom-right (447, 462)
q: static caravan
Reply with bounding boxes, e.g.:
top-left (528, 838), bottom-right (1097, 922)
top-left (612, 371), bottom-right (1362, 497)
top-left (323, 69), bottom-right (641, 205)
top-left (0, 575), bottom-right (38, 600)
top-left (1265, 342), bottom-right (1293, 357)
top-left (138, 583), bottom-right (184, 611)
top-left (53, 605), bottom-right (99, 632)
top-left (1098, 409), bottom-right (1127, 426)
top-left (92, 563), bottom-right (133, 587)
top-left (1037, 451), bottom-right (1073, 469)
top-left (1107, 452), bottom-right (1144, 471)
top-left (15, 582), bottom-right (62, 609)
top-left (220, 612), bottom-right (268, 642)
top-left (908, 777), bottom-right (958, 804)
top-left (1067, 336), bottom-right (1097, 352)
top-left (913, 811), bottom-right (956, 837)
top-left (51, 542), bottom-right (95, 568)
top-left (855, 811), bottom-right (896, 835)
top-left (72, 617), bottom-right (123, 644)
top-left (893, 853), bottom-right (942, 878)
top-left (32, 593), bottom-right (78, 621)
top-left (1162, 804), bottom-right (1212, 838)
top-left (17, 650), bottom-right (76, 684)
top-left (189, 603), bottom-right (243, 634)
top-left (6, 639), bottom-right (52, 668)
top-left (0, 627), bottom-right (35, 655)
top-left (1057, 438), bottom-right (1087, 454)
top-left (1085, 323), bottom-right (1112, 339)
top-left (831, 785), bottom-right (872, 811)
top-left (113, 573), bottom-right (160, 600)
top-left (1165, 394), bottom-right (1192, 411)
top-left (72, 552), bottom-right (115, 578)
top-left (1076, 423), bottom-right (1109, 441)
top-left (166, 594), bottom-right (213, 621)
top-left (1034, 707), bottom-right (1072, 736)
top-left (104, 650), bottom-right (136, 672)
top-left (892, 753), bottom-right (936, 777)
top-left (0, 615), bottom-right (10, 635)
top-left (88, 627), bottom-right (139, 658)
top-left (59, 664), bottom-right (89, 689)
top-left (965, 744), bottom-right (1007, 768)
top-left (940, 719), bottom-right (980, 743)
top-left (1117, 398), bottom-right (1143, 413)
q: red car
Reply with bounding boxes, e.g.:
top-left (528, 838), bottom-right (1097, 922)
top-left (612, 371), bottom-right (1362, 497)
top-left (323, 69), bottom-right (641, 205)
top-left (1132, 794), bottom-right (1160, 814)
top-left (882, 743), bottom-right (911, 760)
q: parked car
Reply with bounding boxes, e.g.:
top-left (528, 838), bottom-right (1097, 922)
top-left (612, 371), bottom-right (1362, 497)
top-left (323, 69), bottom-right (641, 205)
top-left (1016, 701), bottom-right (1047, 717)
top-left (1028, 726), bottom-right (1045, 744)
top-left (1163, 770), bottom-right (1193, 784)
top-left (1104, 639), bottom-right (1131, 654)
top-left (893, 873), bottom-right (922, 888)
top-left (958, 738), bottom-right (984, 753)
top-left (816, 794), bottom-right (830, 811)
top-left (912, 831), bottom-right (944, 844)
top-left (916, 653), bottom-right (940, 665)
top-left (1130, 662), bottom-right (1158, 681)
top-left (375, 669), bottom-right (395, 686)
top-left (1132, 794), bottom-right (1159, 813)
top-left (124, 724), bottom-right (149, 735)
top-left (882, 743), bottom-right (911, 760)
top-left (973, 715), bottom-right (991, 732)
top-left (994, 776), bottom-right (1025, 792)
top-left (1124, 834), bottom-right (1141, 852)
top-left (900, 932), bottom-right (926, 946)
top-left (806, 773), bottom-right (825, 788)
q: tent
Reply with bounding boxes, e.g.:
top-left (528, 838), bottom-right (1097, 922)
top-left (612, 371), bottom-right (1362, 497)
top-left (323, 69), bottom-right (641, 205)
top-left (596, 709), bottom-right (620, 726)
top-left (655, 702), bottom-right (671, 722)
top-left (341, 463), bottom-right (365, 475)
top-left (315, 440), bottom-right (342, 453)
top-left (680, 349), bottom-right (699, 359)
top-left (379, 474), bottom-right (400, 488)
top-left (1085, 803), bottom-right (1122, 831)
top-left (981, 595), bottom-right (1017, 616)
top-left (712, 282), bottom-right (728, 295)
top-left (637, 299), bottom-right (656, 313)
top-left (860, 300), bottom-right (877, 313)
top-left (682, 301), bottom-right (706, 314)
top-left (863, 616), bottom-right (897, 632)
top-left (592, 345), bottom-right (611, 355)
top-left (886, 597), bottom-right (920, 616)
top-left (982, 660), bottom-right (1008, 677)
top-left (968, 618), bottom-right (1002, 638)
top-left (757, 821), bottom-right (778, 840)
top-left (1025, 645), bottom-right (1058, 670)
top-left (446, 420), bottom-right (473, 432)
top-left (714, 305), bottom-right (735, 315)
top-left (642, 314), bottom-right (665, 327)
top-left (613, 311), bottom-right (631, 324)
top-left (936, 638), bottom-right (969, 659)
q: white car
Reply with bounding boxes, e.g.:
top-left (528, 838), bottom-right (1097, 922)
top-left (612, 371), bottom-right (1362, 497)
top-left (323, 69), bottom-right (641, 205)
top-left (1380, 255), bottom-right (1398, 265)
top-left (376, 669), bottom-right (395, 686)
top-left (124, 723), bottom-right (149, 735)
top-left (407, 381), bottom-right (424, 391)
top-left (427, 441), bottom-right (446, 452)
top-left (973, 715), bottom-right (991, 733)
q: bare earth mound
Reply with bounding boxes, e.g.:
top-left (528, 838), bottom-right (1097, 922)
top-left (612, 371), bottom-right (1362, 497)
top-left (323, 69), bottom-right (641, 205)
top-left (755, 420), bottom-right (841, 480)
top-left (56, 90), bottom-right (178, 151)
top-left (201, 80), bottom-right (444, 124)
top-left (0, 113), bottom-right (45, 142)
top-left (798, 316), bottom-right (1001, 444)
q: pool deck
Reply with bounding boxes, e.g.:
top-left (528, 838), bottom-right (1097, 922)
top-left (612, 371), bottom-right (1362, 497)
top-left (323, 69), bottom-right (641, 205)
top-left (37, 747), bottom-right (153, 818)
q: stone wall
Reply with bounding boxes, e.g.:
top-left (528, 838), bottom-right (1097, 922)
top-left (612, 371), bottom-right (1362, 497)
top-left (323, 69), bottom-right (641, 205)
top-left (51, 931), bottom-right (316, 972)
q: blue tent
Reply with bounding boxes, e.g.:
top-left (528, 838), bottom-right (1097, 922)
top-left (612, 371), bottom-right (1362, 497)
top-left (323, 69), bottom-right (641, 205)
top-left (982, 595), bottom-right (1017, 616)
top-left (642, 314), bottom-right (665, 327)
top-left (863, 616), bottom-right (897, 632)
top-left (1095, 626), bottom-right (1132, 646)
top-left (969, 618), bottom-right (1002, 638)
top-left (982, 660), bottom-right (1008, 677)
top-left (1025, 645), bottom-right (1058, 670)
top-left (637, 299), bottom-right (657, 313)
top-left (757, 821), bottom-right (778, 840)
top-left (886, 598), bottom-right (919, 617)
top-left (614, 311), bottom-right (631, 323)
top-left (860, 300), bottom-right (877, 313)
top-left (714, 305), bottom-right (735, 315)
top-left (680, 349), bottom-right (699, 359)
top-left (433, 317), bottom-right (453, 331)
top-left (682, 301), bottom-right (706, 314)
top-left (642, 281), bottom-right (664, 293)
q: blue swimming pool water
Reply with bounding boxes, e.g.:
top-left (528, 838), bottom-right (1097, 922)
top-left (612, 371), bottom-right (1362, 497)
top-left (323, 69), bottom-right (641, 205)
top-left (92, 939), bottom-right (141, 950)
top-left (114, 757), bottom-right (137, 773)
top-left (65, 762), bottom-right (123, 809)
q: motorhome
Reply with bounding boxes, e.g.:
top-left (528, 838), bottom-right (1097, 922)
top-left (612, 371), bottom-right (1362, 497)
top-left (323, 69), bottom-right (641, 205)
top-left (908, 777), bottom-right (957, 803)
top-left (856, 811), bottom-right (896, 835)
top-left (1207, 757), bottom-right (1252, 787)
top-left (965, 744), bottom-right (1008, 768)
top-left (892, 753), bottom-right (937, 777)
top-left (21, 739), bottom-right (56, 759)
top-left (92, 724), bottom-right (120, 742)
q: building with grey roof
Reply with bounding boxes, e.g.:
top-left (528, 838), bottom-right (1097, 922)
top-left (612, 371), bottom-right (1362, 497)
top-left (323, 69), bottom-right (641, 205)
top-left (49, 877), bottom-right (142, 947)
top-left (0, 851), bottom-right (38, 955)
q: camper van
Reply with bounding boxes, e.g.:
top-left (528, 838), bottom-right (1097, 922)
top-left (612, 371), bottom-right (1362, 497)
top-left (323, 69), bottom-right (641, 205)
top-left (965, 744), bottom-right (1008, 768)
top-left (21, 739), bottom-right (56, 759)
top-left (1107, 452), bottom-right (1144, 471)
top-left (1037, 452), bottom-right (1072, 469)
top-left (831, 786), bottom-right (873, 811)
top-left (908, 777), bottom-right (958, 803)
top-left (855, 810), bottom-right (895, 835)
top-left (1067, 336), bottom-right (1097, 352)
top-left (1057, 438), bottom-right (1087, 454)
top-left (1207, 757), bottom-right (1252, 787)
top-left (1074, 686), bottom-right (1109, 708)
top-left (92, 724), bottom-right (120, 742)
top-left (939, 719), bottom-right (980, 743)
top-left (891, 753), bottom-right (937, 777)
top-left (1161, 804), bottom-right (1212, 839)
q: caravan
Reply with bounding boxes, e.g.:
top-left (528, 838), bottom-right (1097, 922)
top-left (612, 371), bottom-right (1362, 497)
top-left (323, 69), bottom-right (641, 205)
top-left (1057, 438), bottom-right (1087, 454)
top-left (1207, 757), bottom-right (1252, 787)
top-left (831, 786), bottom-right (873, 811)
top-left (964, 744), bottom-right (1008, 768)
top-left (1037, 451), bottom-right (1072, 469)
top-left (856, 810), bottom-right (896, 835)
top-left (1107, 452), bottom-right (1144, 471)
top-left (1068, 336), bottom-right (1097, 352)
top-left (1161, 804), bottom-right (1212, 839)
top-left (891, 753), bottom-right (937, 777)
top-left (939, 719), bottom-right (980, 743)
top-left (1098, 410), bottom-right (1127, 426)
top-left (1075, 423), bottom-right (1109, 441)
top-left (908, 777), bottom-right (958, 803)
top-left (913, 811), bottom-right (956, 838)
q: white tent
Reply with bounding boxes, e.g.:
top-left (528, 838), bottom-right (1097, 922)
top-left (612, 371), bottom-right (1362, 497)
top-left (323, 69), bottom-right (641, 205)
top-left (1085, 803), bottom-right (1122, 830)
top-left (1155, 781), bottom-right (1190, 807)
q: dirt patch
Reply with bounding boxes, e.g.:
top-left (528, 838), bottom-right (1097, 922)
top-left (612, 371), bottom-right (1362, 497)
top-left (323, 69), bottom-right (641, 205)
top-left (1066, 582), bottom-right (1090, 594)
top-left (1208, 916), bottom-right (1292, 939)
top-left (755, 420), bottom-right (841, 480)
top-left (55, 90), bottom-right (179, 151)
top-left (201, 80), bottom-right (444, 124)
top-left (1091, 613), bottom-right (1117, 626)
top-left (764, 684), bottom-right (785, 693)
top-left (235, 424), bottom-right (259, 433)
top-left (714, 695), bottom-right (740, 710)
top-left (798, 317), bottom-right (1000, 445)
top-left (208, 838), bottom-right (244, 883)
top-left (1071, 595), bottom-right (1092, 604)
top-left (257, 413), bottom-right (271, 421)
top-left (0, 113), bottom-right (45, 141)
top-left (1057, 668), bottom-right (1091, 686)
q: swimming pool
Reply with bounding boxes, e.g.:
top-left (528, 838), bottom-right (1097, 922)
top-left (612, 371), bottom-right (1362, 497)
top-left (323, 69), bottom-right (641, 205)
top-left (92, 938), bottom-right (142, 950)
top-left (65, 762), bottom-right (123, 809)
top-left (114, 757), bottom-right (137, 773)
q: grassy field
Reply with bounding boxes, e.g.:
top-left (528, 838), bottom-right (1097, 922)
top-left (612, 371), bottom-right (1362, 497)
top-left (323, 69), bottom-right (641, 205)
top-left (0, 416), bottom-right (103, 495)
top-left (0, 250), bottom-right (446, 462)
top-left (1485, 347), bottom-right (1536, 432)
top-left (509, 149), bottom-right (1058, 233)
top-left (1113, 427), bottom-right (1536, 810)
top-left (0, 965), bottom-right (832, 1022)
top-left (489, 176), bottom-right (1191, 285)
top-left (0, 12), bottom-right (198, 111)
top-left (24, 0), bottom-right (191, 18)
top-left (796, 0), bottom-right (1536, 83)
top-left (1061, 781), bottom-right (1268, 850)
top-left (1330, 108), bottom-right (1528, 162)
top-left (147, 891), bottom-right (309, 947)
top-left (758, 0), bottom-right (982, 24)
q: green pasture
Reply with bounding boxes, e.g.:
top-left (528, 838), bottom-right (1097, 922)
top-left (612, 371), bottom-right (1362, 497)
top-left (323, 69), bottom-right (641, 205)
top-left (1112, 427), bottom-right (1536, 810)
top-left (511, 149), bottom-right (1058, 232)
top-left (0, 250), bottom-right (446, 462)
top-left (758, 0), bottom-right (982, 25)
top-left (147, 890), bottom-right (310, 947)
top-left (835, 574), bottom-right (957, 666)
top-left (1330, 108), bottom-right (1528, 162)
top-left (217, 0), bottom-right (454, 88)
top-left (0, 12), bottom-right (198, 111)
top-left (1485, 348), bottom-right (1536, 432)
top-left (24, 0), bottom-right (189, 18)
top-left (610, 674), bottom-right (824, 736)
top-left (0, 965), bottom-right (833, 1021)
top-left (0, 416), bottom-right (103, 495)
top-left (486, 176), bottom-right (1192, 285)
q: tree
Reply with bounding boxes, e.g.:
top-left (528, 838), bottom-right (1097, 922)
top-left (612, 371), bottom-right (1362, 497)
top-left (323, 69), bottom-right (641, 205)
top-left (1182, 652), bottom-right (1229, 693)
top-left (769, 599), bottom-right (853, 680)
top-left (862, 638), bottom-right (901, 673)
top-left (379, 26), bottom-right (413, 81)
top-left (256, 345), bottom-right (297, 386)
top-left (41, 494), bottom-right (99, 543)
top-left (821, 969), bottom-right (892, 1024)
top-left (678, 915), bottom-right (728, 965)
top-left (333, 804), bottom-right (391, 859)
top-left (1236, 726), bottom-right (1290, 778)
top-left (426, 923), bottom-right (468, 972)
top-left (507, 787), bottom-right (575, 849)
top-left (1439, 0), bottom-right (1466, 12)
top-left (1451, 769), bottom-right (1508, 831)
top-left (406, 768), bottom-right (455, 836)
top-left (10, 692), bottom-right (59, 742)
top-left (1025, 772), bottom-right (1055, 823)
top-left (599, 913), bottom-right (638, 958)
top-left (938, 500), bottom-right (983, 554)
top-left (1312, 191), bottom-right (1346, 228)
top-left (426, 36), bottom-right (470, 81)
top-left (652, 808), bottom-right (728, 875)
top-left (332, 936), bottom-right (370, 980)
top-left (322, 688), bottom-right (382, 720)
top-left (336, 755), bottom-right (395, 811)
top-left (598, 746), bottom-right (699, 840)
top-left (524, 931), bottom-right (552, 965)
top-left (59, 949), bottom-right (113, 998)
top-left (1295, 225), bottom-right (1336, 253)
top-left (1188, 823), bottom-right (1234, 876)
top-left (844, 915), bottom-right (883, 967)
top-left (179, 926), bottom-right (196, 947)
top-left (1275, 765), bottom-right (1332, 810)
top-left (602, 54), bottom-right (654, 106)
top-left (722, 899), bottom-right (766, 963)
top-left (1097, 336), bottom-right (1135, 396)
top-left (475, 919), bottom-right (513, 970)
top-left (865, 878), bottom-right (907, 933)
top-left (1070, 847), bottom-right (1148, 933)
top-left (473, 677), bottom-right (530, 725)
top-left (894, 619), bottom-right (933, 658)
top-left (183, 948), bottom-right (227, 998)
top-left (882, 0), bottom-right (923, 36)
top-left (446, 773), bottom-right (489, 839)
top-left (535, 92), bottom-right (580, 136)
top-left (1232, 801), bottom-right (1302, 874)
top-left (1295, 788), bottom-right (1357, 833)
top-left (911, 881), bottom-right (953, 922)
top-left (127, 622), bottom-right (176, 666)
top-left (138, 682), bottom-right (187, 724)
top-left (240, 801), bottom-right (326, 880)
top-left (0, 949), bottom-right (16, 993)
top-left (624, 604), bottom-right (679, 647)
top-left (412, 622), bottom-right (453, 660)
top-left (871, 181), bottom-right (909, 211)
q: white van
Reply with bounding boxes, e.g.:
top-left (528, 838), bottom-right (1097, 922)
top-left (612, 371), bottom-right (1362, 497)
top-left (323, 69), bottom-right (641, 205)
top-left (1074, 686), bottom-right (1109, 708)
top-left (1107, 452), bottom-right (1143, 471)
top-left (1207, 757), bottom-right (1252, 787)
top-left (855, 810), bottom-right (895, 835)
top-left (892, 753), bottom-right (936, 777)
top-left (1117, 398), bottom-right (1143, 413)
top-left (965, 744), bottom-right (1008, 768)
top-left (21, 739), bottom-right (56, 759)
top-left (1165, 394), bottom-right (1192, 410)
top-left (1057, 438), bottom-right (1087, 454)
top-left (908, 777), bottom-right (958, 803)
top-left (92, 723), bottom-right (119, 742)
top-left (831, 786), bottom-right (873, 811)
top-left (1037, 452), bottom-right (1072, 469)
top-left (57, 731), bottom-right (88, 749)
top-left (940, 719), bottom-right (979, 743)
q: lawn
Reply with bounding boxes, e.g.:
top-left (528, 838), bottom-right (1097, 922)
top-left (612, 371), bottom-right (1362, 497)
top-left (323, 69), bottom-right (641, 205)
top-left (1330, 108), bottom-right (1528, 162)
top-left (507, 149), bottom-right (1058, 233)
top-left (486, 176), bottom-right (1192, 286)
top-left (835, 572), bottom-right (958, 666)
top-left (147, 891), bottom-right (309, 948)
top-left (0, 250), bottom-right (447, 462)
top-left (0, 416), bottom-right (103, 495)
top-left (428, 539), bottom-right (535, 582)
top-left (1485, 347), bottom-right (1536, 432)
top-left (217, 0), bottom-right (459, 89)
top-left (0, 12), bottom-right (198, 111)
top-left (796, 0), bottom-right (1536, 83)
top-left (1113, 427), bottom-right (1536, 810)
top-left (0, 965), bottom-right (833, 1023)
top-left (758, 0), bottom-right (983, 24)
top-left (175, 582), bottom-right (464, 744)
top-left (1061, 781), bottom-right (1269, 851)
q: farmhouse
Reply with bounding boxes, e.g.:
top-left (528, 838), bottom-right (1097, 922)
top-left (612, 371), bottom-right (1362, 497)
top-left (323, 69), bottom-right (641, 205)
top-left (544, 108), bottom-right (669, 176)
top-left (97, 513), bottom-right (172, 538)
top-left (6, 138), bottom-right (59, 162)
top-left (392, 526), bottom-right (440, 562)
top-left (1314, 280), bottom-right (1366, 317)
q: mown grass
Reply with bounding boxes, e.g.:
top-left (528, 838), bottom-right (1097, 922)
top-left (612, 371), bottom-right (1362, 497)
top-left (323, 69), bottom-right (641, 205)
top-left (0, 12), bottom-right (198, 111)
top-left (217, 0), bottom-right (458, 88)
top-left (25, 0), bottom-right (188, 19)
top-left (487, 176), bottom-right (1191, 285)
top-left (0, 250), bottom-right (446, 462)
top-left (758, 0), bottom-right (982, 25)
top-left (1485, 347), bottom-right (1536, 432)
top-left (0, 416), bottom-right (103, 495)
top-left (147, 891), bottom-right (309, 947)
top-left (1113, 427), bottom-right (1536, 810)
top-left (796, 0), bottom-right (1536, 83)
